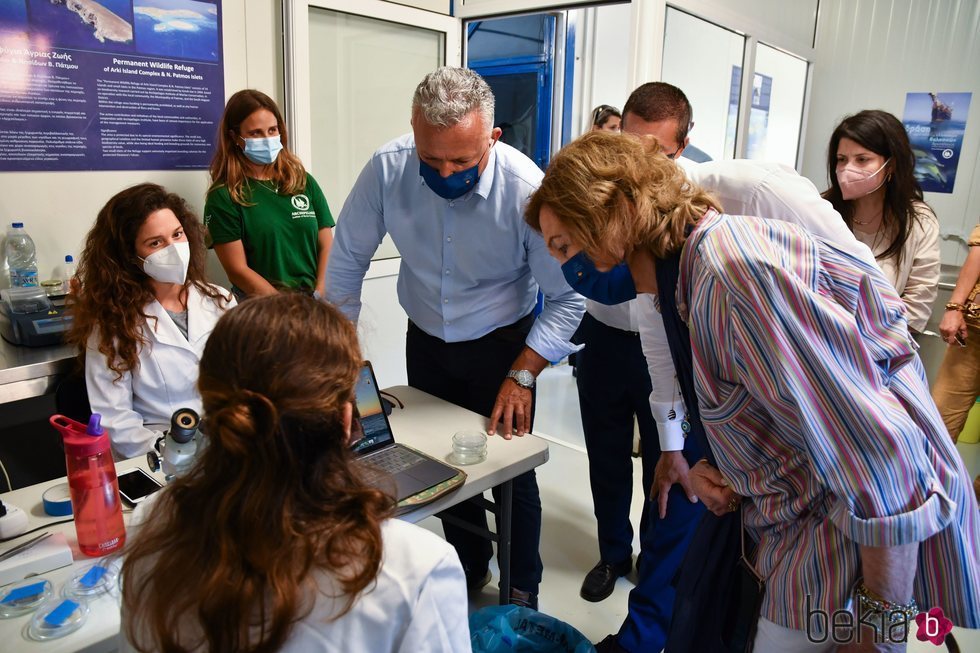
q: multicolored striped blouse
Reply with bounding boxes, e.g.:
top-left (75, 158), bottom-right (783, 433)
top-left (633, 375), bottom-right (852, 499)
top-left (678, 210), bottom-right (980, 634)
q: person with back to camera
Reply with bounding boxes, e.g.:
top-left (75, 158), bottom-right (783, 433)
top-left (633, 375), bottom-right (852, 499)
top-left (822, 109), bottom-right (940, 333)
top-left (591, 105), bottom-right (622, 132)
top-left (205, 89), bottom-right (335, 298)
top-left (528, 131), bottom-right (980, 653)
top-left (68, 183), bottom-right (235, 460)
top-left (119, 293), bottom-right (470, 653)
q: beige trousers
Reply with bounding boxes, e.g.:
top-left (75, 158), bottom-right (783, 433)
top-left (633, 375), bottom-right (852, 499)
top-left (931, 328), bottom-right (980, 441)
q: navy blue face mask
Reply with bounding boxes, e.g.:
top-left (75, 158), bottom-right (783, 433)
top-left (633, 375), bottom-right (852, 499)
top-left (418, 141), bottom-right (493, 200)
top-left (561, 251), bottom-right (637, 305)
top-left (419, 159), bottom-right (479, 199)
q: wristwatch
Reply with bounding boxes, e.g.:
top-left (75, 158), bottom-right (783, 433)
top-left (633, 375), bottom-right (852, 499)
top-left (506, 369), bottom-right (536, 389)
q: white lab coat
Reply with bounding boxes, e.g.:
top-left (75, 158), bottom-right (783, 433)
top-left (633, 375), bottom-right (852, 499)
top-left (119, 516), bottom-right (471, 652)
top-left (85, 284), bottom-right (235, 459)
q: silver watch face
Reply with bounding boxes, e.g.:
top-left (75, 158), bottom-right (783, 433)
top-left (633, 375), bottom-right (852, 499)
top-left (509, 369), bottom-right (535, 388)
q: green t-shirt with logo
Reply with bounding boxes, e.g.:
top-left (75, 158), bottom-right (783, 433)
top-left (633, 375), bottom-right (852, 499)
top-left (204, 173), bottom-right (334, 291)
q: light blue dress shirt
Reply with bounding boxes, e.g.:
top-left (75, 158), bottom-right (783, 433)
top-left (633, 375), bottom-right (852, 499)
top-left (326, 133), bottom-right (584, 362)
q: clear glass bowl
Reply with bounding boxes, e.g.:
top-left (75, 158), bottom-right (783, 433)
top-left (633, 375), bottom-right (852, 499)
top-left (451, 430), bottom-right (488, 465)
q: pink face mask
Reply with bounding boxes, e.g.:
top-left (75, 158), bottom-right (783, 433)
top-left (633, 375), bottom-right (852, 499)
top-left (836, 158), bottom-right (890, 200)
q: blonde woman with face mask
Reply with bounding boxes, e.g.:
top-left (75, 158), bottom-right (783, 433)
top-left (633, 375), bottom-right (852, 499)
top-left (69, 184), bottom-right (235, 459)
top-left (822, 109), bottom-right (940, 333)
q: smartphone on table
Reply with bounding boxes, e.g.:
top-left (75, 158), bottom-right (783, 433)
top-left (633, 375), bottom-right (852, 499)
top-left (117, 468), bottom-right (163, 505)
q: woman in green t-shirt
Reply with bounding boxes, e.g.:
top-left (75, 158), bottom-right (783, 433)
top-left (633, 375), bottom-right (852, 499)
top-left (205, 89), bottom-right (335, 297)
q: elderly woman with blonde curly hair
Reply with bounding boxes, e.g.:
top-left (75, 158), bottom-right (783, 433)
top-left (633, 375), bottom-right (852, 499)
top-left (526, 131), bottom-right (980, 652)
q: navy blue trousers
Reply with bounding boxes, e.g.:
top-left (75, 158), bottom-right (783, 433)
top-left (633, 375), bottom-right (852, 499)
top-left (575, 313), bottom-right (705, 652)
top-left (406, 316), bottom-right (544, 595)
top-left (575, 313), bottom-right (660, 564)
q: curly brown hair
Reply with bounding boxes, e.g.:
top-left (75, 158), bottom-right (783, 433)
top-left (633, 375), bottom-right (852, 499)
top-left (121, 294), bottom-right (394, 653)
top-left (208, 89), bottom-right (308, 206)
top-left (67, 183), bottom-right (226, 380)
top-left (526, 131), bottom-right (719, 260)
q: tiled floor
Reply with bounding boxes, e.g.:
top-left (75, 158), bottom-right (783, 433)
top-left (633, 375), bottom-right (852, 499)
top-left (420, 365), bottom-right (980, 651)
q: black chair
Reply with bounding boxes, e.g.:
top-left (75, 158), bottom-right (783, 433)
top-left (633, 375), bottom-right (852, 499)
top-left (54, 370), bottom-right (91, 423)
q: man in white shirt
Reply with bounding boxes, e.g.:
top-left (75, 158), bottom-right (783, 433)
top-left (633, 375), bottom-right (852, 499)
top-left (574, 83), bottom-right (707, 609)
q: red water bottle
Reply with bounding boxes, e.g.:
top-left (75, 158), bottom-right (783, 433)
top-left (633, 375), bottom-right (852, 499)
top-left (49, 414), bottom-right (126, 557)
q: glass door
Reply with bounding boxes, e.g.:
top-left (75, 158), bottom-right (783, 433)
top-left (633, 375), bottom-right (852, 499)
top-left (286, 0), bottom-right (460, 258)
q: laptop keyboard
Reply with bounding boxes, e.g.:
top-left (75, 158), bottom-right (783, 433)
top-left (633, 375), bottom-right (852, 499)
top-left (361, 446), bottom-right (425, 481)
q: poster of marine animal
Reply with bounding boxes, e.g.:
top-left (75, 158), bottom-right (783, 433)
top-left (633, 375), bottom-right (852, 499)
top-left (902, 92), bottom-right (972, 194)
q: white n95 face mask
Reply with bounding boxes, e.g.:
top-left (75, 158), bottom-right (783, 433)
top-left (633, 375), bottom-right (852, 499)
top-left (140, 241), bottom-right (191, 285)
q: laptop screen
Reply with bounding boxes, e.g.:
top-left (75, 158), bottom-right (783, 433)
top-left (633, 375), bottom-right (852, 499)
top-left (350, 363), bottom-right (396, 455)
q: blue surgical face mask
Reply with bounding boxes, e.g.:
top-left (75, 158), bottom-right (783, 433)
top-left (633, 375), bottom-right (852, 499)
top-left (418, 141), bottom-right (493, 200)
top-left (419, 159), bottom-right (480, 200)
top-left (241, 135), bottom-right (283, 165)
top-left (561, 251), bottom-right (637, 305)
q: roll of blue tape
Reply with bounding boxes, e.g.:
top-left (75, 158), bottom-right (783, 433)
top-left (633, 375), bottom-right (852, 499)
top-left (42, 483), bottom-right (73, 516)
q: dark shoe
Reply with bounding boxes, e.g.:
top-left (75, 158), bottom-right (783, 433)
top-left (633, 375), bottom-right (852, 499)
top-left (580, 558), bottom-right (632, 602)
top-left (509, 587), bottom-right (538, 611)
top-left (595, 634), bottom-right (628, 653)
top-left (465, 568), bottom-right (492, 593)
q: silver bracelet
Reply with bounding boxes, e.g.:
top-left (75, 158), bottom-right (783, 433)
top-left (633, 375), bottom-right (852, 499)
top-left (855, 582), bottom-right (919, 625)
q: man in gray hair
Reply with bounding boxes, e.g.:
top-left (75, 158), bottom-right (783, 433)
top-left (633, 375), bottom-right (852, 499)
top-left (327, 67), bottom-right (584, 610)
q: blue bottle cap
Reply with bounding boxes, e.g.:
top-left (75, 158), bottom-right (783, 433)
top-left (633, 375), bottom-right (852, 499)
top-left (65, 255), bottom-right (74, 263)
top-left (86, 414), bottom-right (104, 436)
top-left (12, 222), bottom-right (23, 228)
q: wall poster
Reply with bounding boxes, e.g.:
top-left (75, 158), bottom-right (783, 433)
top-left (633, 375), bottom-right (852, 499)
top-left (0, 0), bottom-right (224, 171)
top-left (902, 92), bottom-right (972, 194)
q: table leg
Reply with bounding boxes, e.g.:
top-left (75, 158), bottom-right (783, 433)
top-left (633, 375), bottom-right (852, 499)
top-left (497, 479), bottom-right (512, 605)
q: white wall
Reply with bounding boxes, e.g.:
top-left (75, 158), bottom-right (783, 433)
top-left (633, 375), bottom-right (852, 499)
top-left (0, 0), bottom-right (284, 283)
top-left (801, 0), bottom-right (980, 265)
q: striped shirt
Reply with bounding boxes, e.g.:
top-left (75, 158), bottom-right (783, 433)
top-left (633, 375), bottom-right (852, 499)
top-left (678, 211), bottom-right (980, 634)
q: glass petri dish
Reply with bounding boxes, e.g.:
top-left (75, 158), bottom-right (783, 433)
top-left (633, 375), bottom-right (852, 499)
top-left (451, 430), bottom-right (488, 465)
top-left (26, 597), bottom-right (88, 640)
top-left (62, 559), bottom-right (117, 599)
top-left (0, 578), bottom-right (53, 618)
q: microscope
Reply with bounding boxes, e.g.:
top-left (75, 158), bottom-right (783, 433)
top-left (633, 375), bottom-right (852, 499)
top-left (147, 408), bottom-right (202, 481)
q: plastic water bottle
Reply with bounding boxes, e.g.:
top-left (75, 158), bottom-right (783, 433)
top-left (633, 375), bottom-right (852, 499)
top-left (5, 223), bottom-right (38, 288)
top-left (49, 414), bottom-right (127, 557)
top-left (63, 254), bottom-right (77, 294)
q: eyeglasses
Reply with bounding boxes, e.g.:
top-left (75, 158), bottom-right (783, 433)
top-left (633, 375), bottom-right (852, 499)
top-left (663, 144), bottom-right (683, 160)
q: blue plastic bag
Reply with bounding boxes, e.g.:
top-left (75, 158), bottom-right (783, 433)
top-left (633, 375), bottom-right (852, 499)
top-left (470, 605), bottom-right (596, 653)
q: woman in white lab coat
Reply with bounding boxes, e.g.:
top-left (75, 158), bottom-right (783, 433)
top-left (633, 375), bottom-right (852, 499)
top-left (68, 183), bottom-right (235, 459)
top-left (120, 294), bottom-right (470, 653)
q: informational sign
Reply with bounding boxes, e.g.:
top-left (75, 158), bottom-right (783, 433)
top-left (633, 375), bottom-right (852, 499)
top-left (902, 92), bottom-right (972, 194)
top-left (0, 0), bottom-right (224, 172)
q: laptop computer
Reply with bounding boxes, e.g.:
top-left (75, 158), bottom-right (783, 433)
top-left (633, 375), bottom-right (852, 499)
top-left (351, 362), bottom-right (461, 502)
